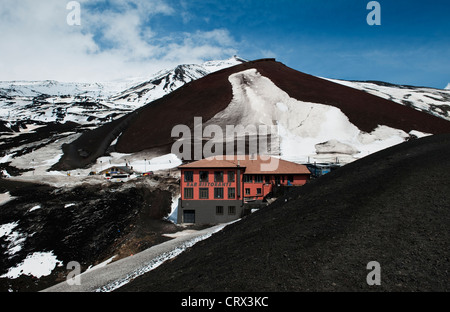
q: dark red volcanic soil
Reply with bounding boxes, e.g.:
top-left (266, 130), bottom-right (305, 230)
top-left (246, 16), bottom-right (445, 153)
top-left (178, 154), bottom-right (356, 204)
top-left (254, 61), bottom-right (450, 134)
top-left (118, 133), bottom-right (450, 292)
top-left (53, 59), bottom-right (450, 170)
top-left (115, 63), bottom-right (236, 153)
top-left (116, 59), bottom-right (450, 153)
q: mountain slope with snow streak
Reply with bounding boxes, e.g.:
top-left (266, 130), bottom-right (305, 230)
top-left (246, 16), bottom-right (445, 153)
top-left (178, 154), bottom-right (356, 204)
top-left (2, 57), bottom-right (450, 174)
top-left (204, 68), bottom-right (418, 163)
top-left (105, 59), bottom-right (450, 169)
top-left (110, 56), bottom-right (246, 107)
top-left (0, 56), bottom-right (246, 129)
top-left (1, 57), bottom-right (245, 175)
top-left (327, 79), bottom-right (450, 121)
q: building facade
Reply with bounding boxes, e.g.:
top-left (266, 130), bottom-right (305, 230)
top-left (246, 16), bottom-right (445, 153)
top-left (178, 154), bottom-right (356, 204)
top-left (177, 156), bottom-right (311, 224)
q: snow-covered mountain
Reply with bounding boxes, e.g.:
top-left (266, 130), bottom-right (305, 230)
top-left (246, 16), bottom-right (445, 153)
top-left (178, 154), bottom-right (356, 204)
top-left (0, 56), bottom-right (246, 129)
top-left (47, 58), bottom-right (447, 173)
top-left (0, 80), bottom-right (138, 98)
top-left (326, 79), bottom-right (450, 121)
top-left (110, 56), bottom-right (246, 106)
top-left (0, 56), bottom-right (247, 177)
top-left (2, 57), bottom-right (450, 178)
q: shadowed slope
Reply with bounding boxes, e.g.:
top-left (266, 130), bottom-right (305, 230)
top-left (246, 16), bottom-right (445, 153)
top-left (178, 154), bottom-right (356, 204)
top-left (118, 133), bottom-right (450, 292)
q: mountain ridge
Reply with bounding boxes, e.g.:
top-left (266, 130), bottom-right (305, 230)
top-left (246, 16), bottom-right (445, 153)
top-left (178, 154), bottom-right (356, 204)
top-left (2, 57), bottom-right (450, 176)
top-left (47, 58), bottom-right (450, 171)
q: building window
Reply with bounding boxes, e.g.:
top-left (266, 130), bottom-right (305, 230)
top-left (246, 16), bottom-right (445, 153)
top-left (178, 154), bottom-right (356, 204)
top-left (256, 188), bottom-right (262, 195)
top-left (199, 171), bottom-right (209, 182)
top-left (228, 171), bottom-right (235, 182)
top-left (245, 188), bottom-right (250, 195)
top-left (183, 210), bottom-right (195, 224)
top-left (184, 171), bottom-right (193, 182)
top-left (214, 188), bottom-right (224, 199)
top-left (214, 171), bottom-right (224, 182)
top-left (275, 176), bottom-right (281, 184)
top-left (216, 206), bottom-right (224, 215)
top-left (199, 188), bottom-right (209, 199)
top-left (288, 175), bottom-right (294, 183)
top-left (254, 175), bottom-right (263, 183)
top-left (243, 175), bottom-right (252, 183)
top-left (228, 206), bottom-right (236, 215)
top-left (265, 175), bottom-right (271, 183)
top-left (184, 188), bottom-right (194, 199)
top-left (228, 187), bottom-right (235, 199)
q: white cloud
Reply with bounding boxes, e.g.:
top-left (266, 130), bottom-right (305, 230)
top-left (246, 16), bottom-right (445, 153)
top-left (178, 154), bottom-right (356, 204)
top-left (0, 0), bottom-right (237, 82)
top-left (260, 49), bottom-right (277, 59)
top-left (161, 29), bottom-right (237, 63)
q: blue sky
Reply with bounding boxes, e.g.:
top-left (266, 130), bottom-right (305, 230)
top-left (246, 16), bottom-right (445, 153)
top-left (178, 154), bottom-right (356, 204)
top-left (1, 0), bottom-right (449, 88)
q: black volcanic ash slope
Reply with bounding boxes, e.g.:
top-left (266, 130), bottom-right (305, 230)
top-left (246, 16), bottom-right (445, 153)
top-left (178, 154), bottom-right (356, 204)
top-left (118, 134), bottom-right (450, 292)
top-left (0, 178), bottom-right (177, 292)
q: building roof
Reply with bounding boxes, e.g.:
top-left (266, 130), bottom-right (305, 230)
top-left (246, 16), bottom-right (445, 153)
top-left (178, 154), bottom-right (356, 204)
top-left (179, 155), bottom-right (311, 175)
top-left (99, 166), bottom-right (134, 174)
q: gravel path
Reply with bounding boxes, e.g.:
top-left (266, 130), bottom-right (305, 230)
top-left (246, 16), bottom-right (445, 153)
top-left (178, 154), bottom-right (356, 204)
top-left (41, 224), bottom-right (228, 292)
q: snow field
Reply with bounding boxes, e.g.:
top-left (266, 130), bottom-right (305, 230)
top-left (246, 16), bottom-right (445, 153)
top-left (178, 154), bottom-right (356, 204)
top-left (0, 251), bottom-right (63, 279)
top-left (94, 153), bottom-right (182, 174)
top-left (0, 221), bottom-right (60, 280)
top-left (326, 78), bottom-right (450, 121)
top-left (205, 68), bottom-right (427, 164)
top-left (0, 192), bottom-right (15, 205)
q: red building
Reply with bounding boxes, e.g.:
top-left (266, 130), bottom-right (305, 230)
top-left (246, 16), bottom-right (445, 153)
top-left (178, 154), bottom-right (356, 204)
top-left (177, 155), bottom-right (311, 224)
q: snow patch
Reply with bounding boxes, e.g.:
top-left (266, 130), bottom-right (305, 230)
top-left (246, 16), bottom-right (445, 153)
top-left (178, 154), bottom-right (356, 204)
top-left (10, 133), bottom-right (81, 175)
top-left (0, 192), bottom-right (15, 206)
top-left (167, 194), bottom-right (180, 224)
top-left (0, 154), bottom-right (14, 164)
top-left (206, 68), bottom-right (416, 164)
top-left (326, 78), bottom-right (450, 121)
top-left (0, 222), bottom-right (19, 238)
top-left (409, 130), bottom-right (431, 138)
top-left (0, 222), bottom-right (27, 257)
top-left (86, 256), bottom-right (117, 273)
top-left (0, 251), bottom-right (63, 279)
top-left (316, 140), bottom-right (359, 155)
top-left (29, 205), bottom-right (41, 212)
top-left (276, 102), bottom-right (288, 112)
top-left (95, 153), bottom-right (182, 174)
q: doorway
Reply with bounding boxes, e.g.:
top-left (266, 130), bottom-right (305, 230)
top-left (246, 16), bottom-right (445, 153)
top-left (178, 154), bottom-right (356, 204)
top-left (183, 210), bottom-right (195, 224)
